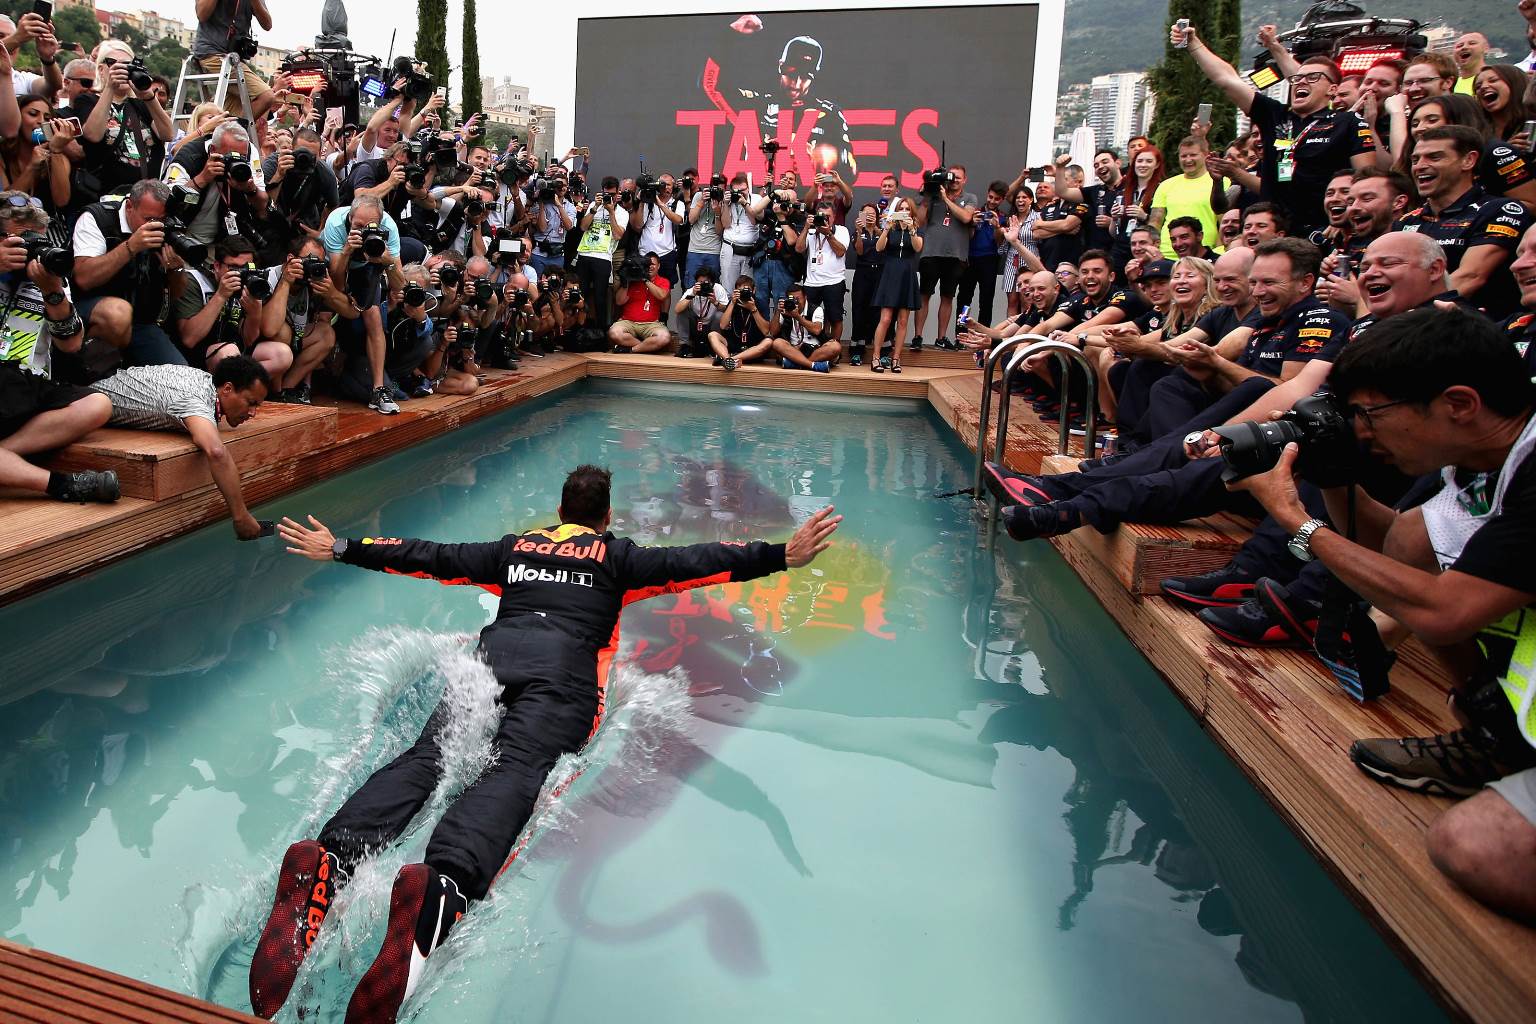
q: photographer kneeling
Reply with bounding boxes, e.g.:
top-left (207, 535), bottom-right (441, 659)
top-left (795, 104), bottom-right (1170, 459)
top-left (260, 238), bottom-right (358, 403)
top-left (321, 194), bottom-right (408, 414)
top-left (671, 265), bottom-right (729, 357)
top-left (71, 179), bottom-right (186, 374)
top-left (1228, 306), bottom-right (1536, 924)
top-left (766, 283), bottom-right (838, 372)
top-left (608, 252), bottom-right (673, 354)
top-left (260, 128), bottom-right (339, 264)
top-left (174, 234), bottom-right (291, 380)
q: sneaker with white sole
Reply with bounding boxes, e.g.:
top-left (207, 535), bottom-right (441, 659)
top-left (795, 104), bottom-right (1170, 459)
top-left (369, 386), bottom-right (400, 415)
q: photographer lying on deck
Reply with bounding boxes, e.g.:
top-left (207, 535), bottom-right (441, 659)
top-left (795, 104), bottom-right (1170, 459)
top-left (1227, 306), bottom-right (1536, 925)
top-left (90, 356), bottom-right (271, 539)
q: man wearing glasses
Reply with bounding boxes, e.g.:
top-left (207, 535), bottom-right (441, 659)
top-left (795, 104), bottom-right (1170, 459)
top-left (59, 58), bottom-right (96, 111)
top-left (1172, 21), bottom-right (1381, 233)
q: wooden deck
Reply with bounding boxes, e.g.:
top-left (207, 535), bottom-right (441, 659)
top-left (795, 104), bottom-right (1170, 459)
top-left (5, 350), bottom-right (1536, 1022)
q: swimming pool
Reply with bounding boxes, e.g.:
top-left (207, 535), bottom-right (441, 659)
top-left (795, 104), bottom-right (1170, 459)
top-left (0, 380), bottom-right (1445, 1022)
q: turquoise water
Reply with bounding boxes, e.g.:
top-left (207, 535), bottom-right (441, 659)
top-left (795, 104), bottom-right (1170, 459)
top-left (0, 380), bottom-right (1445, 1023)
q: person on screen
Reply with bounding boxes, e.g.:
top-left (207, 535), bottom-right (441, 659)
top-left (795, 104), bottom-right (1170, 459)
top-left (735, 35), bottom-right (856, 177)
top-left (249, 467), bottom-right (841, 1022)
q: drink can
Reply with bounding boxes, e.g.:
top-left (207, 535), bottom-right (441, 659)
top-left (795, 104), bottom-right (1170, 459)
top-left (1099, 432), bottom-right (1119, 456)
top-left (1174, 18), bottom-right (1190, 48)
top-left (957, 305), bottom-right (970, 326)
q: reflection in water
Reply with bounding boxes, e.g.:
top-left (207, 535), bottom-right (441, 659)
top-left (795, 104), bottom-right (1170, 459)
top-left (0, 384), bottom-right (1442, 1022)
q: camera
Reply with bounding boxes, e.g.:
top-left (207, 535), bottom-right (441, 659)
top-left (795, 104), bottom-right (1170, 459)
top-left (812, 211), bottom-right (829, 228)
top-left (289, 147), bottom-right (316, 175)
top-left (635, 171), bottom-right (660, 203)
top-left (358, 223), bottom-right (389, 259)
top-left (240, 266), bottom-right (273, 300)
top-left (565, 286), bottom-right (583, 305)
top-left (19, 232), bottom-right (71, 277)
top-left (436, 263), bottom-right (462, 288)
top-left (231, 35), bottom-right (259, 61)
top-left (301, 254), bottom-right (329, 281)
top-left (780, 296), bottom-right (799, 315)
top-left (726, 188), bottom-right (745, 205)
top-left (402, 282), bottom-right (428, 307)
top-left (1212, 391), bottom-right (1358, 488)
top-left (618, 253), bottom-right (649, 283)
top-left (736, 285), bottom-right (755, 303)
top-left (209, 150), bottom-right (253, 184)
top-left (160, 184), bottom-right (208, 265)
top-left (464, 197), bottom-right (486, 218)
top-left (466, 279), bottom-right (496, 306)
top-left (123, 57), bottom-right (153, 92)
top-left (388, 55), bottom-right (435, 105)
top-left (534, 177), bottom-right (557, 203)
top-left (922, 167), bottom-right (956, 197)
top-left (455, 324), bottom-right (479, 351)
top-left (508, 287), bottom-right (531, 308)
top-left (404, 162), bottom-right (428, 190)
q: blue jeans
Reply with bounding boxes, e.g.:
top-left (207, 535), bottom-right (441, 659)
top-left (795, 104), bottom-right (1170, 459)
top-left (530, 252), bottom-right (566, 277)
top-left (756, 259), bottom-right (794, 312)
top-left (127, 323), bottom-right (185, 367)
top-left (683, 251), bottom-right (722, 288)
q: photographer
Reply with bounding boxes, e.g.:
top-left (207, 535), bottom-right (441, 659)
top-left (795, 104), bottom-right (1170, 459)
top-left (260, 127), bottom-right (339, 263)
top-left (1226, 307), bottom-right (1536, 923)
top-left (260, 238), bottom-right (357, 403)
top-left (70, 179), bottom-right (184, 374)
top-left (530, 175), bottom-right (575, 276)
top-left (421, 311), bottom-right (481, 398)
top-left (164, 121), bottom-right (268, 247)
top-left (321, 194), bottom-right (408, 414)
top-left (76, 41), bottom-right (172, 197)
top-left (720, 172), bottom-right (764, 295)
top-left (608, 251), bottom-right (672, 353)
top-left (628, 172), bottom-right (686, 287)
top-left (766, 283), bottom-right (837, 372)
top-left (913, 163), bottom-right (977, 351)
top-left (174, 234), bottom-right (290, 380)
top-left (573, 177), bottom-right (629, 327)
top-left (707, 276), bottom-right (775, 371)
top-left (671, 265), bottom-right (729, 357)
top-left (191, 0), bottom-right (279, 119)
top-left (755, 189), bottom-right (804, 314)
top-left (529, 268), bottom-right (587, 352)
top-left (335, 263), bottom-right (437, 403)
top-left (685, 173), bottom-right (726, 287)
top-left (796, 199), bottom-right (849, 353)
top-left (346, 141), bottom-right (431, 264)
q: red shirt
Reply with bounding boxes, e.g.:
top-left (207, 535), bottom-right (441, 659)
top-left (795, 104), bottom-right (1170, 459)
top-left (619, 275), bottom-right (668, 323)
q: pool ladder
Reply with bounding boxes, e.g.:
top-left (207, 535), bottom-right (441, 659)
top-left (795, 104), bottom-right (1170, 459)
top-left (973, 335), bottom-right (1099, 516)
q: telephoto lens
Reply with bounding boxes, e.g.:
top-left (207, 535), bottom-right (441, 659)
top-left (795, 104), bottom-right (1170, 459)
top-left (403, 283), bottom-right (428, 307)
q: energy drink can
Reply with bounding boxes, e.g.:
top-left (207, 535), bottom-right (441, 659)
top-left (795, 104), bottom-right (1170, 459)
top-left (1174, 19), bottom-right (1190, 48)
top-left (957, 305), bottom-right (971, 327)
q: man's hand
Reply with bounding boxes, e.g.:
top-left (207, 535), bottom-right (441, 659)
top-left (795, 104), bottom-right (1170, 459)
top-left (1257, 24), bottom-right (1280, 49)
top-left (270, 147), bottom-right (295, 185)
top-left (195, 153), bottom-right (227, 190)
top-left (234, 513), bottom-right (266, 541)
top-left (784, 506), bottom-right (842, 568)
top-left (278, 515), bottom-right (337, 560)
top-left (216, 269), bottom-right (244, 300)
top-left (344, 228), bottom-right (363, 256)
top-left (1170, 21), bottom-right (1197, 48)
top-left (281, 256), bottom-right (304, 284)
top-left (730, 13), bottom-right (763, 33)
top-left (126, 218), bottom-right (166, 256)
top-left (0, 235), bottom-right (29, 274)
top-left (26, 258), bottom-right (65, 295)
top-left (1225, 441), bottom-right (1308, 526)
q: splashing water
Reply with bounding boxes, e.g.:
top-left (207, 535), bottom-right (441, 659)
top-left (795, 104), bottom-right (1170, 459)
top-left (180, 628), bottom-right (693, 1022)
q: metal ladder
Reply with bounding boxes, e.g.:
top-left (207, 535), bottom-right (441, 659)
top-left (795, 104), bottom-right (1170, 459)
top-left (169, 52), bottom-right (256, 133)
top-left (973, 334), bottom-right (1099, 517)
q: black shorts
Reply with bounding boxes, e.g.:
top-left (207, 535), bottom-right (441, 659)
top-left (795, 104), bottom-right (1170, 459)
top-left (0, 361), bottom-right (97, 438)
top-left (802, 282), bottom-right (845, 324)
top-left (919, 256), bottom-right (966, 297)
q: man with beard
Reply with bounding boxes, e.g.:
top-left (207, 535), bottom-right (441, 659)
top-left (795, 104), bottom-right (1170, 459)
top-left (1316, 168), bottom-right (1415, 315)
top-left (1175, 21), bottom-right (1379, 233)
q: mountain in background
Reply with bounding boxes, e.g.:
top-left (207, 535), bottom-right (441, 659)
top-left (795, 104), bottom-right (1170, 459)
top-left (1058, 0), bottom-right (1529, 88)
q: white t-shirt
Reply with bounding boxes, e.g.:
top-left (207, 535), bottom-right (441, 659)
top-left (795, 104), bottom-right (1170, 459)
top-left (637, 198), bottom-right (685, 257)
top-left (681, 282), bottom-right (731, 319)
top-left (575, 204), bottom-right (630, 262)
top-left (12, 69), bottom-right (41, 96)
top-left (802, 225), bottom-right (850, 287)
top-left (72, 203), bottom-right (131, 259)
top-left (722, 198), bottom-right (759, 245)
top-left (785, 302), bottom-right (825, 348)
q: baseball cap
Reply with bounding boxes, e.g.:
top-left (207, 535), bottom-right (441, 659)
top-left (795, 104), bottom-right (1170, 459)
top-left (1141, 258), bottom-right (1175, 279)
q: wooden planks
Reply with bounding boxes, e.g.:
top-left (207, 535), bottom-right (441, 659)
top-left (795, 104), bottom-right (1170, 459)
top-left (0, 938), bottom-right (258, 1023)
top-left (583, 351), bottom-right (970, 400)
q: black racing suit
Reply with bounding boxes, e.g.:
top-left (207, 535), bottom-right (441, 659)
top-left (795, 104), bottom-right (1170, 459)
top-left (318, 523), bottom-right (787, 900)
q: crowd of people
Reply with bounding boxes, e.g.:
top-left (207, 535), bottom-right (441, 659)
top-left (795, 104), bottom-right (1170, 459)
top-left (979, 11), bottom-right (1536, 928)
top-left (1, 0), bottom-right (1534, 934)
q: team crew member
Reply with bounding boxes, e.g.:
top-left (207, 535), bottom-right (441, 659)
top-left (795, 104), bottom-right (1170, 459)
top-left (251, 468), bottom-right (842, 1022)
top-left (1397, 126), bottom-right (1533, 318)
top-left (1173, 22), bottom-right (1378, 233)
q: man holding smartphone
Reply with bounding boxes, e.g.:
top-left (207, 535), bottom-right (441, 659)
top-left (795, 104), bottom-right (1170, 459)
top-left (1, 9), bottom-right (64, 102)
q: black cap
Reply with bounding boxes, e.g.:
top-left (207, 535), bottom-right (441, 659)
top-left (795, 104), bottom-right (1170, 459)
top-left (779, 36), bottom-right (824, 75)
top-left (1141, 258), bottom-right (1175, 279)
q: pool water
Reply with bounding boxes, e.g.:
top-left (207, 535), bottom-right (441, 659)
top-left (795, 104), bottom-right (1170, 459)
top-left (0, 380), bottom-right (1446, 1023)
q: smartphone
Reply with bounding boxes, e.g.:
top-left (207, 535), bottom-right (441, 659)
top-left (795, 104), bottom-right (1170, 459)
top-left (435, 86), bottom-right (448, 99)
top-left (1197, 102), bottom-right (1212, 127)
top-left (1027, 168), bottom-right (1046, 183)
top-left (1523, 119), bottom-right (1536, 140)
top-left (32, 0), bottom-right (52, 22)
top-left (1174, 17), bottom-right (1189, 48)
top-left (256, 520), bottom-right (276, 538)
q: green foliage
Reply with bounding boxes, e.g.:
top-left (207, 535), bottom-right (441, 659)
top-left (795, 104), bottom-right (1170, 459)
top-left (481, 122), bottom-right (516, 154)
top-left (112, 22), bottom-right (148, 54)
top-left (1146, 0), bottom-right (1241, 155)
top-left (415, 0), bottom-right (449, 88)
top-left (144, 36), bottom-right (189, 82)
top-left (50, 4), bottom-right (101, 54)
top-left (460, 0), bottom-right (481, 117)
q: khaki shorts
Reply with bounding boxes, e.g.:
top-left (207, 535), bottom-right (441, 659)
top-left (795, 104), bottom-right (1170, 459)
top-left (613, 320), bottom-right (669, 341)
top-left (1490, 765), bottom-right (1536, 825)
top-left (197, 55), bottom-right (271, 114)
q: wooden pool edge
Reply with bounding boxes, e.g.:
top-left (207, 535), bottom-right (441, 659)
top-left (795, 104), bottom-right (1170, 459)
top-left (4, 355), bottom-right (1531, 1023)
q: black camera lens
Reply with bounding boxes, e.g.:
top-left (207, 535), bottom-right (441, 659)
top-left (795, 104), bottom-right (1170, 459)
top-left (165, 231), bottom-right (206, 266)
top-left (465, 199), bottom-right (486, 217)
top-left (290, 147), bottom-right (316, 174)
top-left (403, 283), bottom-right (427, 306)
top-left (21, 232), bottom-right (72, 277)
top-left (405, 164), bottom-right (427, 189)
top-left (437, 264), bottom-right (461, 287)
top-left (301, 255), bottom-right (328, 280)
top-left (227, 159), bottom-right (253, 184)
top-left (359, 225), bottom-right (388, 258)
top-left (472, 280), bottom-right (493, 304)
top-left (242, 268), bottom-right (273, 300)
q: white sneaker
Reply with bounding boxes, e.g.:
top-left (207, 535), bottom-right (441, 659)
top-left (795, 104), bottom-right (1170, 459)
top-left (369, 386), bottom-right (400, 415)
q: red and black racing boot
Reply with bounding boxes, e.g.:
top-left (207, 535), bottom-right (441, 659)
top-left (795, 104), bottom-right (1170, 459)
top-left (250, 840), bottom-right (342, 1019)
top-left (1159, 566), bottom-right (1258, 612)
top-left (981, 461), bottom-right (1057, 507)
top-left (345, 865), bottom-right (467, 1024)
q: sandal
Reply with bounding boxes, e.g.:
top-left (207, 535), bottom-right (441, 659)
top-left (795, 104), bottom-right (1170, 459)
top-left (873, 356), bottom-right (889, 373)
top-left (891, 360), bottom-right (903, 374)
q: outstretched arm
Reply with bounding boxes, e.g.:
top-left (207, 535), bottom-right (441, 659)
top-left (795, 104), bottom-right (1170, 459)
top-left (279, 515), bottom-right (505, 585)
top-left (614, 505), bottom-right (842, 595)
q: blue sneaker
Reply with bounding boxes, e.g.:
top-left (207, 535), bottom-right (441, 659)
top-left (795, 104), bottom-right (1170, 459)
top-left (781, 357), bottom-right (795, 369)
top-left (811, 360), bottom-right (830, 373)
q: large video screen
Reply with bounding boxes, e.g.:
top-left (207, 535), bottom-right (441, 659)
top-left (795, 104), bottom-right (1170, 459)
top-left (575, 5), bottom-right (1047, 198)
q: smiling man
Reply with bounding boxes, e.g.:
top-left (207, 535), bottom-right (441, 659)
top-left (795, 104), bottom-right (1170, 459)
top-left (1173, 21), bottom-right (1379, 233)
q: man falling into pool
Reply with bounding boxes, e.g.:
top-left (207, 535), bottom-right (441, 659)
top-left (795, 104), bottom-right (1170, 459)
top-left (250, 465), bottom-right (841, 1022)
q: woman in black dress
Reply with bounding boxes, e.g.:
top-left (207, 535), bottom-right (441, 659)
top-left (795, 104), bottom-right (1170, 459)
top-left (848, 202), bottom-right (884, 366)
top-left (869, 197), bottom-right (924, 373)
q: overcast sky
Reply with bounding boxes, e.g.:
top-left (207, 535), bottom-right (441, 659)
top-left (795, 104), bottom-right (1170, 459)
top-left (148, 1), bottom-right (1062, 154)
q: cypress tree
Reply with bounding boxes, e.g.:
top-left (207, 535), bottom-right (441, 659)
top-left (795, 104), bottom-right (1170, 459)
top-left (1146, 0), bottom-right (1243, 154)
top-left (461, 0), bottom-right (482, 117)
top-left (416, 0), bottom-right (450, 89)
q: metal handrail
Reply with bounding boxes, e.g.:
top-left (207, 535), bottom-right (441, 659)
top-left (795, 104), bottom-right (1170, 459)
top-left (972, 333), bottom-right (1051, 498)
top-left (997, 340), bottom-right (1099, 464)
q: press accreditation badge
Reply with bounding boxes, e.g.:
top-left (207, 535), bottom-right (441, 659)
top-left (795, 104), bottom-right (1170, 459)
top-left (1274, 138), bottom-right (1295, 183)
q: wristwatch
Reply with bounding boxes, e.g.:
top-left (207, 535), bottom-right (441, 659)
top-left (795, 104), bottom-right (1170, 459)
top-left (43, 291), bottom-right (66, 307)
top-left (1287, 519), bottom-right (1327, 562)
top-left (332, 538), bottom-right (349, 561)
